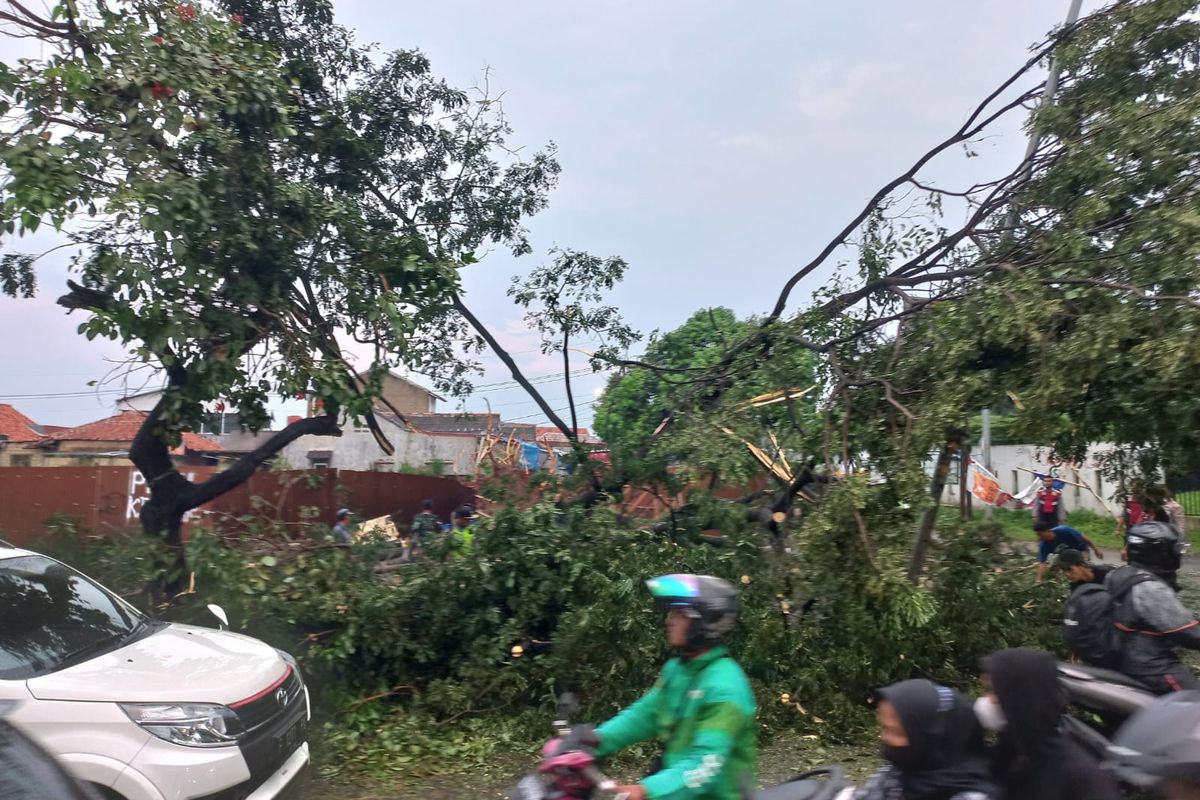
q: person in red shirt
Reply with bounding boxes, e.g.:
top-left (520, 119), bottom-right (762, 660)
top-left (1032, 475), bottom-right (1065, 529)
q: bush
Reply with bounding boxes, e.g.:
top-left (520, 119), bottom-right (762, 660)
top-left (22, 494), bottom-right (1067, 778)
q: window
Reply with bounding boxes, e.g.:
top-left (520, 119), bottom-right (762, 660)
top-left (0, 555), bottom-right (160, 680)
top-left (8, 455), bottom-right (31, 468)
top-left (309, 459), bottom-right (330, 469)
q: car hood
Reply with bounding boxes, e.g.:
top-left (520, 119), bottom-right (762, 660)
top-left (26, 624), bottom-right (289, 705)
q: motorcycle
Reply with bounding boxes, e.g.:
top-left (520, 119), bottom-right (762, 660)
top-left (509, 693), bottom-right (852, 800)
top-left (1057, 661), bottom-right (1157, 760)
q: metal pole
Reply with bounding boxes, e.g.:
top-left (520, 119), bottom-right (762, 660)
top-left (1009, 0), bottom-right (1085, 219)
top-left (982, 408), bottom-right (993, 520)
top-left (983, 0), bottom-right (1082, 523)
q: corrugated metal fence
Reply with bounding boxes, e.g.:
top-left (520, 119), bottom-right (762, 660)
top-left (0, 467), bottom-right (474, 545)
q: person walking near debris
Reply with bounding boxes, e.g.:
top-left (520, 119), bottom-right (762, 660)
top-left (446, 505), bottom-right (476, 559)
top-left (1053, 548), bottom-right (1114, 589)
top-left (1034, 521), bottom-right (1103, 583)
top-left (407, 499), bottom-right (440, 561)
top-left (331, 508), bottom-right (353, 548)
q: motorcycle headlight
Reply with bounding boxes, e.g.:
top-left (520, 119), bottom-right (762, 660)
top-left (120, 703), bottom-right (243, 748)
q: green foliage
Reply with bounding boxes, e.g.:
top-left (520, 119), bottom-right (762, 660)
top-left (594, 308), bottom-right (818, 486)
top-left (887, 0), bottom-right (1200, 478)
top-left (0, 0), bottom-right (559, 447)
top-left (30, 516), bottom-right (173, 598)
top-left (29, 499), bottom-right (1065, 777)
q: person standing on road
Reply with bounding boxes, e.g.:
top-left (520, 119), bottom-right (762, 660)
top-left (407, 499), bottom-right (440, 561)
top-left (445, 505), bottom-right (477, 559)
top-left (1032, 475), bottom-right (1066, 529)
top-left (978, 648), bottom-right (1120, 800)
top-left (856, 678), bottom-right (996, 800)
top-left (1034, 521), bottom-right (1104, 584)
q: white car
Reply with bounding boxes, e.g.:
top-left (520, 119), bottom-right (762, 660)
top-left (0, 543), bottom-right (310, 800)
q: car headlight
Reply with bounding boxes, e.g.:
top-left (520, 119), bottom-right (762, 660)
top-left (120, 703), bottom-right (243, 748)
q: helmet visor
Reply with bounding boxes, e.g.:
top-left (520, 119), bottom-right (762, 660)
top-left (647, 574), bottom-right (702, 609)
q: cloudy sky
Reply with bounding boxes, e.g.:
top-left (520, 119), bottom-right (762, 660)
top-left (0, 0), bottom-right (1099, 430)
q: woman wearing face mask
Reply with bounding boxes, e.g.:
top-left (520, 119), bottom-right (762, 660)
top-left (978, 648), bottom-right (1119, 800)
top-left (856, 678), bottom-right (997, 800)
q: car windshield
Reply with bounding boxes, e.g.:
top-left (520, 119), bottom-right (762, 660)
top-left (0, 555), bottom-right (145, 680)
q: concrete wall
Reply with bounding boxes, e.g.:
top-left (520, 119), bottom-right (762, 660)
top-left (941, 443), bottom-right (1122, 517)
top-left (379, 375), bottom-right (438, 414)
top-left (279, 422), bottom-right (479, 476)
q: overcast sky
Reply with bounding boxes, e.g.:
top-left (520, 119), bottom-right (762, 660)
top-left (0, 0), bottom-right (1099, 429)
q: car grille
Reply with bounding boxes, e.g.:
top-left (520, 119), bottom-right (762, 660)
top-left (230, 665), bottom-right (304, 733)
top-left (194, 664), bottom-right (309, 800)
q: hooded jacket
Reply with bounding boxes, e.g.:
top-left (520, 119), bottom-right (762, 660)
top-left (855, 679), bottom-right (995, 800)
top-left (984, 649), bottom-right (1119, 800)
top-left (1108, 564), bottom-right (1200, 690)
top-left (595, 646), bottom-right (757, 800)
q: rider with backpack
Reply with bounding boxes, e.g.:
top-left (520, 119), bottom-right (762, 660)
top-left (1053, 549), bottom-right (1114, 589)
top-left (1058, 521), bottom-right (1196, 693)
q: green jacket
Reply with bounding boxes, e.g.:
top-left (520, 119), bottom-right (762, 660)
top-left (595, 647), bottom-right (757, 800)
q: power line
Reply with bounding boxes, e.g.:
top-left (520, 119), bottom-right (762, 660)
top-left (503, 399), bottom-right (600, 423)
top-left (0, 388), bottom-right (124, 400)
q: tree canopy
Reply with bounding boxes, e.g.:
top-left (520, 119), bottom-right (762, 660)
top-left (0, 0), bottom-right (560, 574)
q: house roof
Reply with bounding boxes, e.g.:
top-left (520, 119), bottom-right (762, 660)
top-left (536, 426), bottom-right (602, 445)
top-left (356, 370), bottom-right (447, 402)
top-left (400, 413), bottom-right (538, 439)
top-left (0, 404), bottom-right (43, 443)
top-left (43, 411), bottom-right (223, 453)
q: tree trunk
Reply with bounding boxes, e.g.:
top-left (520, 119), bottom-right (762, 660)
top-left (907, 429), bottom-right (966, 583)
top-left (130, 396), bottom-right (343, 595)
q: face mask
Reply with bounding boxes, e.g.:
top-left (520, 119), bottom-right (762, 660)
top-left (881, 743), bottom-right (923, 771)
top-left (974, 696), bottom-right (1006, 732)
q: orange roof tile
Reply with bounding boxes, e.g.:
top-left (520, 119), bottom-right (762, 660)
top-left (0, 404), bottom-right (43, 443)
top-left (45, 411), bottom-right (223, 453)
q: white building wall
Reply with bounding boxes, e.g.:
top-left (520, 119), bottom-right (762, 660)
top-left (941, 443), bottom-right (1122, 518)
top-left (279, 422), bottom-right (479, 476)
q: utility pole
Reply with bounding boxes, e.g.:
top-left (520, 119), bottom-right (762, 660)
top-left (982, 408), bottom-right (993, 520)
top-left (981, 0), bottom-right (1082, 521)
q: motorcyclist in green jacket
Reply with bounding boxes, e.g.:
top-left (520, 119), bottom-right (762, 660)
top-left (595, 574), bottom-right (757, 800)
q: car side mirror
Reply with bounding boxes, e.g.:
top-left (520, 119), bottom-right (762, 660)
top-left (207, 604), bottom-right (229, 630)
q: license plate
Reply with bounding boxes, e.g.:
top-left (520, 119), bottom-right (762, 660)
top-left (277, 716), bottom-right (306, 757)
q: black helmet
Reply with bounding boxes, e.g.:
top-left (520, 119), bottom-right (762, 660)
top-left (1126, 521), bottom-right (1183, 579)
top-left (646, 574), bottom-right (738, 648)
top-left (1106, 691), bottom-right (1200, 789)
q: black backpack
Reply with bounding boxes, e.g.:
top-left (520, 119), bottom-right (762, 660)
top-left (1062, 579), bottom-right (1148, 668)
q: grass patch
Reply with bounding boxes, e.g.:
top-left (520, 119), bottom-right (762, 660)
top-left (938, 505), bottom-right (1125, 550)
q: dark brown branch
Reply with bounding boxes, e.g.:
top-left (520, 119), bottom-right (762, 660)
top-left (562, 320), bottom-right (579, 437)
top-left (451, 292), bottom-right (577, 441)
top-left (6, 0), bottom-right (69, 29)
top-left (191, 414), bottom-right (342, 507)
top-left (907, 430), bottom-right (965, 583)
top-left (0, 9), bottom-right (67, 37)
